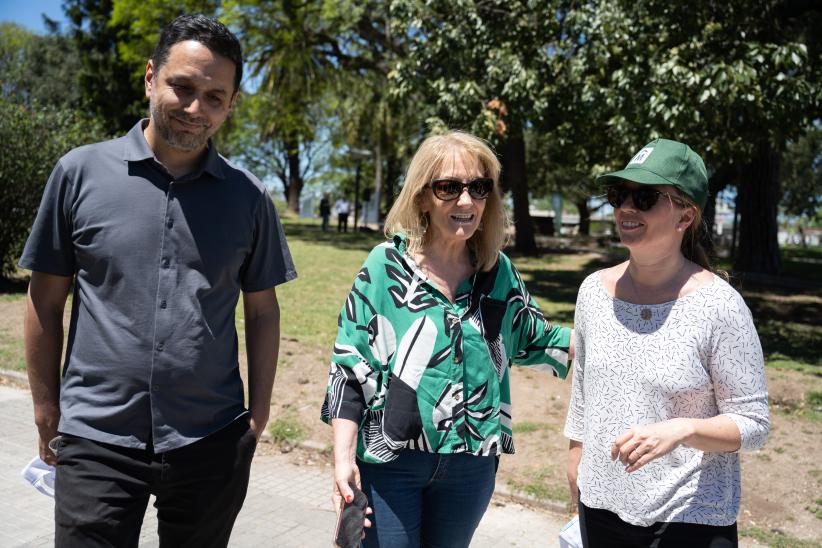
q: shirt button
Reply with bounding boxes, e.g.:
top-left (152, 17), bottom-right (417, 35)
top-left (156, 342), bottom-right (164, 351)
top-left (161, 258), bottom-right (170, 268)
top-left (453, 355), bottom-right (462, 364)
top-left (166, 218), bottom-right (174, 228)
top-left (160, 300), bottom-right (167, 309)
top-left (454, 392), bottom-right (462, 402)
top-left (152, 384), bottom-right (160, 392)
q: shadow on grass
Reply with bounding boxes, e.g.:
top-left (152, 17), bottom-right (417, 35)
top-left (283, 221), bottom-right (384, 253)
top-left (513, 254), bottom-right (620, 306)
top-left (0, 277), bottom-right (28, 294)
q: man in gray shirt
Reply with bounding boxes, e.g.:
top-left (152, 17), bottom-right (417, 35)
top-left (20, 14), bottom-right (296, 547)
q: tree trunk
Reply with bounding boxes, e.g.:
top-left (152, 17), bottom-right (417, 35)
top-left (385, 153), bottom-right (397, 215)
top-left (700, 165), bottom-right (733, 259)
top-left (501, 125), bottom-right (537, 255)
top-left (734, 142), bottom-right (782, 274)
top-left (575, 197), bottom-right (590, 236)
top-left (285, 138), bottom-right (302, 214)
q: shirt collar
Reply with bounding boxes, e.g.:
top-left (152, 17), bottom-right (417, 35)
top-left (122, 118), bottom-right (225, 180)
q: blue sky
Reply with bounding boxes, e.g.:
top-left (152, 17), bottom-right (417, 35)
top-left (0, 0), bottom-right (69, 33)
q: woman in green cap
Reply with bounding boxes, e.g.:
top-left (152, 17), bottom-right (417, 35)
top-left (564, 138), bottom-right (769, 546)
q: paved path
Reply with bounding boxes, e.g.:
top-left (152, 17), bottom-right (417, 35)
top-left (0, 385), bottom-right (566, 547)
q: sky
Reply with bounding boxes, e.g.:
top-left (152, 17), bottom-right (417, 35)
top-left (0, 0), bottom-right (69, 33)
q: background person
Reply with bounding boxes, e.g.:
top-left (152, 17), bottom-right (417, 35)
top-left (335, 195), bottom-right (352, 232)
top-left (322, 131), bottom-right (573, 547)
top-left (564, 138), bottom-right (769, 547)
top-left (21, 14), bottom-right (296, 547)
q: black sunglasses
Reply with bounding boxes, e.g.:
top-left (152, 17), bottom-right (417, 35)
top-left (606, 185), bottom-right (687, 211)
top-left (429, 177), bottom-right (494, 201)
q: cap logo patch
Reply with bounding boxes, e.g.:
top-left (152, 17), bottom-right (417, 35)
top-left (628, 147), bottom-right (654, 165)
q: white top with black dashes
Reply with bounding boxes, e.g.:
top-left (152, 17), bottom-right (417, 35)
top-left (564, 271), bottom-right (769, 527)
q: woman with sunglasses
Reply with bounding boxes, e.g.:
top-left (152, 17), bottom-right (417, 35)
top-left (322, 131), bottom-right (573, 547)
top-left (564, 138), bottom-right (769, 547)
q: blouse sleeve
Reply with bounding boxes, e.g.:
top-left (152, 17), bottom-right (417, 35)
top-left (563, 280), bottom-right (589, 441)
top-left (708, 289), bottom-right (770, 452)
top-left (321, 249), bottom-right (385, 425)
top-left (507, 260), bottom-right (572, 378)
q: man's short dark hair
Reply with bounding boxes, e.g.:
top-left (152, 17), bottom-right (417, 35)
top-left (152, 14), bottom-right (243, 93)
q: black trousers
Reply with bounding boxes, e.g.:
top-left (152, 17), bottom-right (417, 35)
top-left (578, 502), bottom-right (738, 548)
top-left (337, 213), bottom-right (349, 232)
top-left (54, 418), bottom-right (257, 548)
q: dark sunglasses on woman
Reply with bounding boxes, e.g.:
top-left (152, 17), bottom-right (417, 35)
top-left (606, 185), bottom-right (688, 211)
top-left (429, 177), bottom-right (494, 201)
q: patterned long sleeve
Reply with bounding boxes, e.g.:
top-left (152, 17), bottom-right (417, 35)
top-left (507, 261), bottom-right (572, 378)
top-left (563, 291), bottom-right (586, 441)
top-left (321, 250), bottom-right (385, 424)
top-left (709, 291), bottom-right (770, 451)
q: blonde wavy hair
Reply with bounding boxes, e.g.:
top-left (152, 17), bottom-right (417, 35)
top-left (384, 131), bottom-right (508, 271)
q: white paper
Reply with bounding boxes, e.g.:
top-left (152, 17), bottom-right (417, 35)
top-left (558, 514), bottom-right (582, 548)
top-left (21, 456), bottom-right (55, 498)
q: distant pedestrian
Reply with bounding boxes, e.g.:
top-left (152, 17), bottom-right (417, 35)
top-left (565, 138), bottom-right (769, 547)
top-left (20, 14), bottom-right (296, 548)
top-left (336, 196), bottom-right (352, 232)
top-left (320, 192), bottom-right (332, 232)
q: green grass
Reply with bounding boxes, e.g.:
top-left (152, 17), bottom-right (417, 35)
top-left (807, 498), bottom-right (822, 521)
top-left (781, 245), bottom-right (822, 261)
top-left (275, 220), bottom-right (384, 348)
top-left (0, 333), bottom-right (25, 371)
top-left (741, 526), bottom-right (821, 548)
top-left (512, 421), bottom-right (551, 434)
top-left (267, 415), bottom-right (306, 445)
top-left (506, 465), bottom-right (568, 503)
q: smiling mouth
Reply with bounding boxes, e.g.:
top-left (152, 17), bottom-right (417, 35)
top-left (450, 214), bottom-right (475, 224)
top-left (172, 116), bottom-right (206, 130)
top-left (620, 220), bottom-right (643, 229)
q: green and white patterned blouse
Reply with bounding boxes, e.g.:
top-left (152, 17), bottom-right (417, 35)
top-left (321, 235), bottom-right (571, 464)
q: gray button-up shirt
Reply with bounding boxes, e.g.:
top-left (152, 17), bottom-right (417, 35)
top-left (20, 120), bottom-right (297, 452)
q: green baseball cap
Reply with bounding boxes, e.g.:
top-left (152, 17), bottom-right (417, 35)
top-left (596, 138), bottom-right (708, 209)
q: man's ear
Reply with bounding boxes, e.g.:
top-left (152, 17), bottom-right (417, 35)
top-left (144, 59), bottom-right (155, 98)
top-left (228, 91), bottom-right (240, 113)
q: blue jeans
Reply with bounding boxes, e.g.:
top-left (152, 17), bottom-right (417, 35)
top-left (358, 449), bottom-right (496, 548)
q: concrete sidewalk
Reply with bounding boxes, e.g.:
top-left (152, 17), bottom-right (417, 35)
top-left (0, 385), bottom-right (566, 547)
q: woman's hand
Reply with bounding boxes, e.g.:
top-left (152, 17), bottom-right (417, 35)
top-left (332, 460), bottom-right (372, 536)
top-left (332, 459), bottom-right (360, 512)
top-left (611, 418), bottom-right (693, 473)
top-left (331, 418), bottom-right (372, 536)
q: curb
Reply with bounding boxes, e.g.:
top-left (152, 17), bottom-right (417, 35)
top-left (0, 369), bottom-right (28, 388)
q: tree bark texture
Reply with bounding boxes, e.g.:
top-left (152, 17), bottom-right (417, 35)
top-left (735, 142), bottom-right (782, 274)
top-left (284, 137), bottom-right (302, 214)
top-left (700, 165), bottom-right (734, 259)
top-left (501, 126), bottom-right (537, 255)
top-left (575, 197), bottom-right (590, 236)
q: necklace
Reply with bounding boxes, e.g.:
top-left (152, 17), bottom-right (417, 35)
top-left (626, 272), bottom-right (654, 321)
top-left (625, 263), bottom-right (693, 321)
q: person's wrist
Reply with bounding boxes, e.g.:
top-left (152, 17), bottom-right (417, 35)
top-left (675, 418), bottom-right (696, 446)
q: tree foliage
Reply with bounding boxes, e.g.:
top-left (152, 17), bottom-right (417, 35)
top-left (0, 22), bottom-right (110, 275)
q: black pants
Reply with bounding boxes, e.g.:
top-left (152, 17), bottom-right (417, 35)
top-left (338, 213), bottom-right (349, 232)
top-left (578, 502), bottom-right (737, 548)
top-left (54, 418), bottom-right (257, 548)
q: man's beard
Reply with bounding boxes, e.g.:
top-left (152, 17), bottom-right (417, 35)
top-left (150, 100), bottom-right (212, 151)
